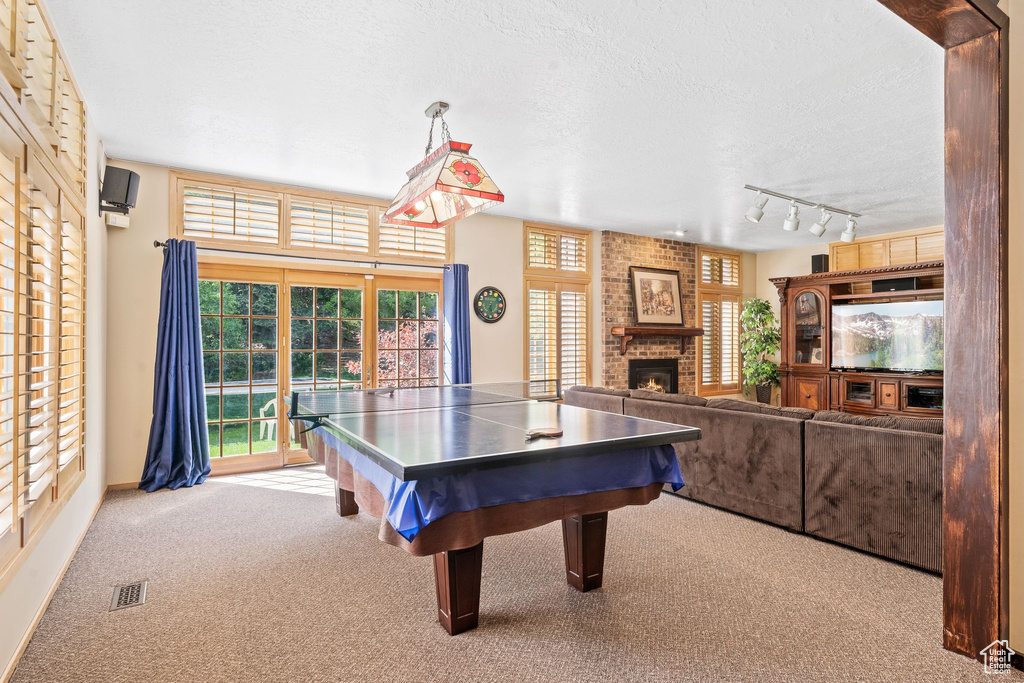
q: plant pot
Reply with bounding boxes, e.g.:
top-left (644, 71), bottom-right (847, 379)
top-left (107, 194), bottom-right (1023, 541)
top-left (755, 384), bottom-right (772, 404)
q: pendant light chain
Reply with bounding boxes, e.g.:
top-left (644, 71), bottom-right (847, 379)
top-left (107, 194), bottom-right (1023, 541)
top-left (423, 113), bottom-right (453, 158)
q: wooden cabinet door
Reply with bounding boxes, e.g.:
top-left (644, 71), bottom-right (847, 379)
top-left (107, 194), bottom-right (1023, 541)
top-left (832, 244), bottom-right (860, 272)
top-left (878, 381), bottom-right (899, 408)
top-left (792, 376), bottom-right (826, 410)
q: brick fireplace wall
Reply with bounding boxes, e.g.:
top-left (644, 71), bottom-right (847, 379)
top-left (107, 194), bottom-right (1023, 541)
top-left (601, 231), bottom-right (697, 393)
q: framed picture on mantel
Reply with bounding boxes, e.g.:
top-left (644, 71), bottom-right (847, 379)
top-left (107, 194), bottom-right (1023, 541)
top-left (629, 266), bottom-right (684, 326)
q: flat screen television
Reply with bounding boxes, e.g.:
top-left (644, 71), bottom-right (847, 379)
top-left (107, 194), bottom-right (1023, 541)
top-left (831, 300), bottom-right (943, 372)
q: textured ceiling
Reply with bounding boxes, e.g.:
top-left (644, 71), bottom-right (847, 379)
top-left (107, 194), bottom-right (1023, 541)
top-left (48, 0), bottom-right (944, 251)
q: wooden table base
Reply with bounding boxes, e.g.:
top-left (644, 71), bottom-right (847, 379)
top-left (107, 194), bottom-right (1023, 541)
top-left (562, 512), bottom-right (608, 592)
top-left (335, 487), bottom-right (359, 516)
top-left (430, 511), bottom-right (610, 635)
top-left (433, 542), bottom-right (484, 635)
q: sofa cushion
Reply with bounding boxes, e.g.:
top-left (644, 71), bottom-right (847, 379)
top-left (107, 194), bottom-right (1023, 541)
top-left (567, 385), bottom-right (630, 397)
top-left (628, 389), bottom-right (707, 406)
top-left (705, 397), bottom-right (814, 420)
top-left (705, 397), bottom-right (762, 414)
top-left (812, 410), bottom-right (943, 435)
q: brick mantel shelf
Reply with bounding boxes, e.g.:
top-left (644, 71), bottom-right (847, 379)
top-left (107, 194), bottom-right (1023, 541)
top-left (610, 326), bottom-right (704, 355)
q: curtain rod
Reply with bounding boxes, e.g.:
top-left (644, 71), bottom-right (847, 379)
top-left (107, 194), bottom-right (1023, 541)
top-left (152, 240), bottom-right (451, 271)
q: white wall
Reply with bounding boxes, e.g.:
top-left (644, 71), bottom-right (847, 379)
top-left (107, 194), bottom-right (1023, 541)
top-left (103, 161), bottom-right (166, 486)
top-left (0, 117), bottom-right (108, 677)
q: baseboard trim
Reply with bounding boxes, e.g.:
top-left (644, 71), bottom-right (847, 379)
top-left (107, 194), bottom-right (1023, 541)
top-left (1, 486), bottom-right (108, 683)
top-left (105, 481), bottom-right (139, 491)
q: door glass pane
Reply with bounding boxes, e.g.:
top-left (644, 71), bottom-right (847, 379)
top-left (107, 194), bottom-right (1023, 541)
top-left (377, 289), bottom-right (440, 387)
top-left (200, 279), bottom-right (279, 458)
top-left (289, 285), bottom-right (363, 447)
top-left (793, 291), bottom-right (824, 365)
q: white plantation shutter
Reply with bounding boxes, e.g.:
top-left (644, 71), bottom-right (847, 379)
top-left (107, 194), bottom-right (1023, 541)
top-left (701, 250), bottom-right (740, 288)
top-left (20, 171), bottom-right (59, 531)
top-left (56, 197), bottom-right (84, 491)
top-left (701, 298), bottom-right (718, 387)
top-left (0, 146), bottom-right (17, 569)
top-left (527, 283), bottom-right (558, 385)
top-left (559, 285), bottom-right (588, 390)
top-left (377, 217), bottom-right (447, 260)
top-left (526, 279), bottom-right (589, 394)
top-left (19, 1), bottom-right (55, 133)
top-left (182, 182), bottom-right (281, 244)
top-left (289, 198), bottom-right (370, 253)
top-left (525, 225), bottom-right (590, 276)
top-left (699, 292), bottom-right (741, 394)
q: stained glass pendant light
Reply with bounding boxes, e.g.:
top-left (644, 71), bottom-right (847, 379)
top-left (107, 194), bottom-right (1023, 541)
top-left (382, 101), bottom-right (504, 229)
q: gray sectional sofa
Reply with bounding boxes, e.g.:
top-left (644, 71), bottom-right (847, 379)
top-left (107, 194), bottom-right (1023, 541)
top-left (564, 385), bottom-right (943, 573)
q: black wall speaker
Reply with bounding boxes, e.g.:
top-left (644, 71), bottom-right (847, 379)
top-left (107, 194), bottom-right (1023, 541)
top-left (871, 277), bottom-right (919, 293)
top-left (99, 166), bottom-right (140, 214)
top-left (811, 254), bottom-right (829, 274)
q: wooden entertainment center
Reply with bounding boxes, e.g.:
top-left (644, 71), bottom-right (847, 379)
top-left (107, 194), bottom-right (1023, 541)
top-left (770, 261), bottom-right (943, 417)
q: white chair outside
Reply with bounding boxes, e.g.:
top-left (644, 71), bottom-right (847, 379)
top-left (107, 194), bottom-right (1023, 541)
top-left (259, 398), bottom-right (276, 440)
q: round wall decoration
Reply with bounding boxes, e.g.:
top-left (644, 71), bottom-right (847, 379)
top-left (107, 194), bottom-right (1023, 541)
top-left (473, 287), bottom-right (506, 323)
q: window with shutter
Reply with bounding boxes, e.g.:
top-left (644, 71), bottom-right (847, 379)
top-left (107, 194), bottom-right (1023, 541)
top-left (525, 224), bottom-right (590, 277)
top-left (697, 247), bottom-right (742, 396)
top-left (182, 182), bottom-right (281, 244)
top-left (289, 198), bottom-right (370, 253)
top-left (525, 279), bottom-right (589, 395)
top-left (173, 173), bottom-right (453, 264)
top-left (377, 216), bottom-right (447, 261)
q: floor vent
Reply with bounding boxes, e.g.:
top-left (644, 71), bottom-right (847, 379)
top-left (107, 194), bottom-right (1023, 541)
top-left (109, 581), bottom-right (147, 611)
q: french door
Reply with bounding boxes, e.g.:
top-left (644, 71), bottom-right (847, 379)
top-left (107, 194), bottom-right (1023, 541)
top-left (198, 263), bottom-right (442, 474)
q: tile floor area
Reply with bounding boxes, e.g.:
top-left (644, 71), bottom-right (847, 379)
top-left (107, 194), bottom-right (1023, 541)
top-left (212, 464), bottom-right (335, 496)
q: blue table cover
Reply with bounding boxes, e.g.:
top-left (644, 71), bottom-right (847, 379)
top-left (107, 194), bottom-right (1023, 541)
top-left (314, 426), bottom-right (684, 542)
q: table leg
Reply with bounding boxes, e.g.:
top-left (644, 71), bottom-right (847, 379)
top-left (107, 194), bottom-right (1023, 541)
top-left (562, 511), bottom-right (608, 592)
top-left (335, 487), bottom-right (358, 517)
top-left (433, 541), bottom-right (484, 635)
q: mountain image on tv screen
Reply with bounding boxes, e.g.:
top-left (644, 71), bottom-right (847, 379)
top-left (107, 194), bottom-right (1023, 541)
top-left (831, 300), bottom-right (943, 371)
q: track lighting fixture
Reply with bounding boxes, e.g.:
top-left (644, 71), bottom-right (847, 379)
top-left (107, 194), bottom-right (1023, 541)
top-left (782, 202), bottom-right (800, 231)
top-left (742, 185), bottom-right (862, 240)
top-left (745, 191), bottom-right (769, 223)
top-left (809, 207), bottom-right (832, 237)
top-left (840, 217), bottom-right (857, 243)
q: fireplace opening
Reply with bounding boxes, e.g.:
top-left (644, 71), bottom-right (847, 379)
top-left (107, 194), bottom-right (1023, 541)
top-left (628, 359), bottom-right (679, 394)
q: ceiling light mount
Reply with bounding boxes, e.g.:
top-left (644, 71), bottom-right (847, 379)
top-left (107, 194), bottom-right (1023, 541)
top-left (742, 185), bottom-right (862, 241)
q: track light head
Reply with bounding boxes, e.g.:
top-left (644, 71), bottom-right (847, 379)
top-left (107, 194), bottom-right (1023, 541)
top-left (782, 201), bottom-right (800, 231)
top-left (840, 217), bottom-right (857, 243)
top-left (745, 191), bottom-right (769, 223)
top-left (809, 208), bottom-right (832, 237)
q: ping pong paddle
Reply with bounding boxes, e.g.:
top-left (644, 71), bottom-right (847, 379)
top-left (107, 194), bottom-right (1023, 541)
top-left (525, 428), bottom-right (563, 442)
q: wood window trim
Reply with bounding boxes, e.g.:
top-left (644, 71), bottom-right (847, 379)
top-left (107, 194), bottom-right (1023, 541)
top-left (522, 275), bottom-right (592, 391)
top-left (170, 169), bottom-right (454, 266)
top-left (523, 222), bottom-right (593, 278)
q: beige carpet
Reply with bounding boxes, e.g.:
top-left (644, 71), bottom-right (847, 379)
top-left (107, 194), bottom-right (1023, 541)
top-left (11, 466), bottom-right (1017, 682)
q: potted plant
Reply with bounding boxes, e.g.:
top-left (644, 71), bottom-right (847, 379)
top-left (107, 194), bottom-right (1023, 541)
top-left (740, 297), bottom-right (782, 404)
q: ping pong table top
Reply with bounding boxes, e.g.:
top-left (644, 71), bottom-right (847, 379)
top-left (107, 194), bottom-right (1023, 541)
top-left (288, 382), bottom-right (701, 480)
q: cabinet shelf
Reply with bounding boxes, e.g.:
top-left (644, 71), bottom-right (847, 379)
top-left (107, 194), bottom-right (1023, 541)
top-left (610, 326), bottom-right (704, 355)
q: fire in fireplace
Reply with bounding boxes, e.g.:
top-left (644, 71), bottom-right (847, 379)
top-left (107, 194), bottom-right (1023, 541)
top-left (628, 359), bottom-right (679, 394)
